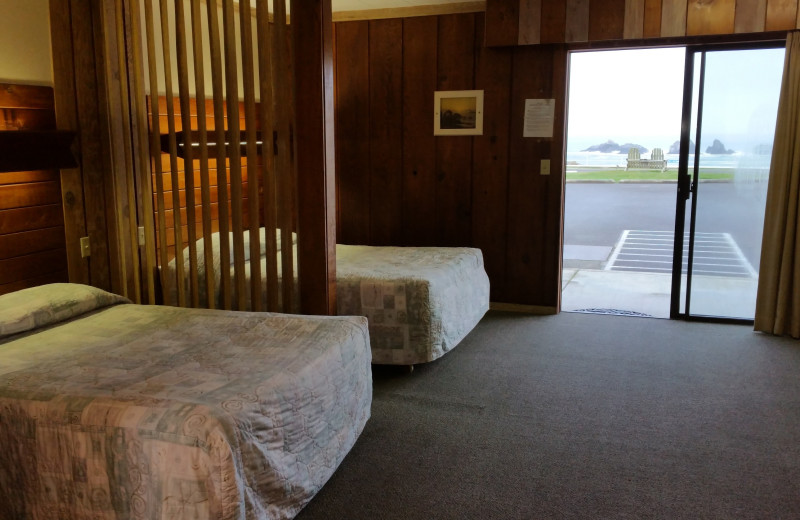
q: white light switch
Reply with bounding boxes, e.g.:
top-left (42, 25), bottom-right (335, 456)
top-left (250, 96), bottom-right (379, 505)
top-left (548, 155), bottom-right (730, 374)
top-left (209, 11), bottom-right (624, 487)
top-left (541, 159), bottom-right (551, 175)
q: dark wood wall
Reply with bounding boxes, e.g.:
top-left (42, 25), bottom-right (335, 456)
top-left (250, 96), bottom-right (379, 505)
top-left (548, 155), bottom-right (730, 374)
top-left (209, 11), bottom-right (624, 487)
top-left (486, 0), bottom-right (799, 46)
top-left (0, 84), bottom-right (69, 295)
top-left (334, 13), bottom-right (566, 307)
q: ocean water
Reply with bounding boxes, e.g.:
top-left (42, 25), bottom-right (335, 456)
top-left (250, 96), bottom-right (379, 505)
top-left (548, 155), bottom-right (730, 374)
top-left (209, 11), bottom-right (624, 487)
top-left (565, 150), bottom-right (745, 169)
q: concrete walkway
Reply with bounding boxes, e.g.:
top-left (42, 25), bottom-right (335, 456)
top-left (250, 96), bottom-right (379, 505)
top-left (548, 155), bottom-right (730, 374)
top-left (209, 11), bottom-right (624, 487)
top-left (562, 268), bottom-right (757, 320)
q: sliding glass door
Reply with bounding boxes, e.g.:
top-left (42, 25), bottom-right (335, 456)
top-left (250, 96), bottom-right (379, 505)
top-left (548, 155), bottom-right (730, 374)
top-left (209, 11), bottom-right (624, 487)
top-left (671, 44), bottom-right (785, 321)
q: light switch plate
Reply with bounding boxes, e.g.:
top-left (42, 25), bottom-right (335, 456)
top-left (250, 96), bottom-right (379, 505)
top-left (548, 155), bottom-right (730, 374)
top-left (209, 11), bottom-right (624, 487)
top-left (80, 236), bottom-right (91, 258)
top-left (541, 159), bottom-right (551, 175)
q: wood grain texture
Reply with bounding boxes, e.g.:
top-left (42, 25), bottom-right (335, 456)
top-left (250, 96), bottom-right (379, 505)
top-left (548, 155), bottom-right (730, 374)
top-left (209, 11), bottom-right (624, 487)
top-left (473, 14), bottom-right (511, 301)
top-left (334, 21), bottom-right (371, 244)
top-left (565, 0), bottom-right (591, 42)
top-left (485, 0), bottom-right (520, 46)
top-left (624, 0), bottom-right (647, 38)
top-left (687, 0), bottom-right (736, 35)
top-left (765, 0), bottom-right (798, 30)
top-left (661, 0), bottom-right (688, 36)
top-left (0, 204), bottom-right (64, 235)
top-left (292, 0), bottom-right (337, 315)
top-left (436, 13), bottom-right (476, 246)
top-left (0, 227), bottom-right (66, 260)
top-left (401, 16), bottom-right (438, 246)
top-left (540, 0), bottom-right (567, 42)
top-left (644, 0), bottom-right (664, 36)
top-left (505, 46), bottom-right (554, 305)
top-left (734, 0), bottom-right (767, 33)
top-left (518, 0), bottom-right (542, 44)
top-left (589, 0), bottom-right (626, 41)
top-left (368, 18), bottom-right (404, 246)
top-left (48, 0), bottom-right (90, 287)
top-left (0, 249), bottom-right (68, 286)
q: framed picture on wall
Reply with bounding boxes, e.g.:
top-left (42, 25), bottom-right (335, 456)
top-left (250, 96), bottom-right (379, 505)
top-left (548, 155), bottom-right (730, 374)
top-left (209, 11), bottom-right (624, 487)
top-left (433, 90), bottom-right (484, 136)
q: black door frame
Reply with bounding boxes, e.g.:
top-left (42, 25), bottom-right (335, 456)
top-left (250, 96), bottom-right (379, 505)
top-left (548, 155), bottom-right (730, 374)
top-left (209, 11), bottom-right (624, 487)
top-left (670, 41), bottom-right (786, 324)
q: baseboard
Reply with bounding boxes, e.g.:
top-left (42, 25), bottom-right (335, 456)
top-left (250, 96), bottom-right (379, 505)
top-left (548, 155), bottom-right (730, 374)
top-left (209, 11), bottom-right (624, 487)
top-left (489, 302), bottom-right (558, 315)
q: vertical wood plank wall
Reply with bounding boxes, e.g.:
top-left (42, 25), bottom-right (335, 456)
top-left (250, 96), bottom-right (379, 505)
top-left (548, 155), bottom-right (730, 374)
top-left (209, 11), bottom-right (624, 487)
top-left (0, 84), bottom-right (70, 296)
top-left (334, 12), bottom-right (565, 306)
top-left (487, 0), bottom-right (800, 45)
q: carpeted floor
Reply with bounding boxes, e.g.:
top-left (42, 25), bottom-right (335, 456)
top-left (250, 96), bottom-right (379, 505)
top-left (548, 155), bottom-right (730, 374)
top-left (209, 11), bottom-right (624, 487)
top-left (296, 311), bottom-right (800, 519)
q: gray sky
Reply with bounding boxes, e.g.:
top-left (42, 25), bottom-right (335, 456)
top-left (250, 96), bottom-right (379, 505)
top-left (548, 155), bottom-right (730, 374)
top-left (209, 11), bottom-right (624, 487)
top-left (567, 46), bottom-right (785, 152)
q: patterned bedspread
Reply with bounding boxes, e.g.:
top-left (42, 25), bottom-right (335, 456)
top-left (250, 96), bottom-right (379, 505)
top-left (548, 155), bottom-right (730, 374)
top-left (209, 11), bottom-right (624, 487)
top-left (165, 232), bottom-right (490, 365)
top-left (0, 284), bottom-right (372, 519)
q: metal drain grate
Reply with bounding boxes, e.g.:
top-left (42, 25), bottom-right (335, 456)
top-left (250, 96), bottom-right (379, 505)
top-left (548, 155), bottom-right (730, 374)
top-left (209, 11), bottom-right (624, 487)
top-left (571, 308), bottom-right (655, 317)
top-left (606, 230), bottom-right (757, 277)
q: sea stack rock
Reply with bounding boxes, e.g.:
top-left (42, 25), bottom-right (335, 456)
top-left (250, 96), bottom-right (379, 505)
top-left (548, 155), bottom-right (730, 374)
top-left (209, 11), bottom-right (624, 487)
top-left (706, 139), bottom-right (734, 154)
top-left (669, 140), bottom-right (695, 154)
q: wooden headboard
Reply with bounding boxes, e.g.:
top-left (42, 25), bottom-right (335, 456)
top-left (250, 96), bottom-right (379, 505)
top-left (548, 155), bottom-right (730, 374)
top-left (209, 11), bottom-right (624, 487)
top-left (0, 83), bottom-right (69, 296)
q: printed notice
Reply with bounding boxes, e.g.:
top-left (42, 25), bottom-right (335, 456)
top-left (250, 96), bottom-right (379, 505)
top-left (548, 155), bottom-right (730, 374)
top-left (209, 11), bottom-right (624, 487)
top-left (523, 98), bottom-right (555, 138)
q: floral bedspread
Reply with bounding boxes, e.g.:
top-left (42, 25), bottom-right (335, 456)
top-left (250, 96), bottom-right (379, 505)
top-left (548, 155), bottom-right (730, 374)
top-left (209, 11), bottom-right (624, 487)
top-left (0, 284), bottom-right (372, 519)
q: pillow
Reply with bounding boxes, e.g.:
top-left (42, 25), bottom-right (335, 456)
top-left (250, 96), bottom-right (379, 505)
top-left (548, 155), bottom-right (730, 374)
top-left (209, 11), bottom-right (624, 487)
top-left (0, 283), bottom-right (130, 339)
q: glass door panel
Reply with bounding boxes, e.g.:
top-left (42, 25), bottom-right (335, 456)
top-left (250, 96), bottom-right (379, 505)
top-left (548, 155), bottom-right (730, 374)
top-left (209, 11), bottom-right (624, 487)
top-left (673, 45), bottom-right (785, 320)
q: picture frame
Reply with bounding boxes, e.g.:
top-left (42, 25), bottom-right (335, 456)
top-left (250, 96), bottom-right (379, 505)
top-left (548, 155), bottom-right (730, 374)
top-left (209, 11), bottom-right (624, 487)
top-left (433, 90), bottom-right (484, 136)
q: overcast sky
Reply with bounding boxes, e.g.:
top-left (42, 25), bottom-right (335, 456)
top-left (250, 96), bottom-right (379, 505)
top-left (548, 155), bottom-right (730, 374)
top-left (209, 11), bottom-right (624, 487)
top-left (566, 46), bottom-right (785, 152)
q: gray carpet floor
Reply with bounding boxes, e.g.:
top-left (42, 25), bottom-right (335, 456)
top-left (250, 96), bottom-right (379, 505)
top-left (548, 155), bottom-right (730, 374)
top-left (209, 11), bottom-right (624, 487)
top-left (296, 311), bottom-right (800, 519)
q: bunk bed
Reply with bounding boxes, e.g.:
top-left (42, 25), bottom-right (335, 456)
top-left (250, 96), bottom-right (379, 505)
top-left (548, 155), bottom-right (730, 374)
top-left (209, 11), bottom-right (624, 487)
top-left (0, 283), bottom-right (372, 519)
top-left (164, 229), bottom-right (491, 365)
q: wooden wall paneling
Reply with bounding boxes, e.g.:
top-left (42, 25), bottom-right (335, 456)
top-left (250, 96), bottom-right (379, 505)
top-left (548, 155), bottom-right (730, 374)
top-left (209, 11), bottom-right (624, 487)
top-left (735, 0), bottom-right (768, 33)
top-left (175, 0), bottom-right (201, 307)
top-left (565, 0), bottom-right (591, 42)
top-left (275, 0), bottom-right (298, 312)
top-left (643, 0), bottom-right (664, 37)
top-left (222, 0), bottom-right (247, 310)
top-left (334, 21), bottom-right (371, 244)
top-left (159, 0), bottom-right (187, 307)
top-left (239, 0), bottom-right (263, 311)
top-left (589, 0), bottom-right (627, 41)
top-left (291, 0), bottom-right (337, 315)
top-left (0, 227), bottom-right (66, 260)
top-left (144, 1), bottom-right (172, 304)
top-left (435, 14), bottom-right (476, 246)
top-left (68, 0), bottom-right (114, 291)
top-left (546, 45), bottom-right (568, 310)
top-left (206, 0), bottom-right (232, 309)
top-left (49, 0), bottom-right (90, 287)
top-left (0, 204), bottom-right (64, 235)
top-left (541, 0), bottom-right (567, 43)
top-left (0, 85), bottom-right (57, 109)
top-left (661, 0), bottom-right (688, 36)
top-left (687, 0), bottom-right (736, 35)
top-left (519, 0), bottom-right (542, 44)
top-left (485, 0), bottom-right (520, 46)
top-left (624, 0), bottom-right (647, 38)
top-left (765, 0), bottom-right (799, 30)
top-left (188, 0), bottom-right (216, 309)
top-left (505, 46), bottom-right (554, 305)
top-left (0, 181), bottom-right (62, 208)
top-left (401, 16), bottom-right (438, 246)
top-left (256, 0), bottom-right (280, 312)
top-left (0, 250), bottom-right (69, 289)
top-left (0, 109), bottom-right (57, 131)
top-left (472, 14), bottom-right (512, 301)
top-left (125, 0), bottom-right (157, 304)
top-left (368, 18), bottom-right (404, 246)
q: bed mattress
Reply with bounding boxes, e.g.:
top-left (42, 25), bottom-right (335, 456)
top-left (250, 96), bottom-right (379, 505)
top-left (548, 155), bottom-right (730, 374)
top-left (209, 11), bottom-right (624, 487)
top-left (164, 231), bottom-right (490, 365)
top-left (0, 283), bottom-right (372, 519)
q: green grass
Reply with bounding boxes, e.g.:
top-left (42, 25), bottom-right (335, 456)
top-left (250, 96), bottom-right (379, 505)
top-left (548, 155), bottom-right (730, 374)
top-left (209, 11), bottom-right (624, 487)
top-left (565, 168), bottom-right (734, 182)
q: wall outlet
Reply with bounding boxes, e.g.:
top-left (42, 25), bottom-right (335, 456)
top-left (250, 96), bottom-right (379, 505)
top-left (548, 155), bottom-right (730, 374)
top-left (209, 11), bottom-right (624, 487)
top-left (541, 159), bottom-right (551, 175)
top-left (80, 236), bottom-right (91, 258)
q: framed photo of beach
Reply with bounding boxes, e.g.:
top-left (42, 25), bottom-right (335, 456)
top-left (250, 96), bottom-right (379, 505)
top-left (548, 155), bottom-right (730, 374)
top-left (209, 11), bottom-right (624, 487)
top-left (434, 90), bottom-right (484, 136)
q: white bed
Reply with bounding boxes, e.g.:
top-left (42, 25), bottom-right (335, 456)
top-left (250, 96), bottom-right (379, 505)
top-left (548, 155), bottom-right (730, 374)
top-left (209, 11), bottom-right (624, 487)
top-left (164, 229), bottom-right (490, 365)
top-left (0, 283), bottom-right (372, 519)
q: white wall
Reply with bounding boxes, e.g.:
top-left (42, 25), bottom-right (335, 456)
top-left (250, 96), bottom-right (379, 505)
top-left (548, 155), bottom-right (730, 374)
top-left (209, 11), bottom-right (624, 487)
top-left (0, 0), bottom-right (53, 85)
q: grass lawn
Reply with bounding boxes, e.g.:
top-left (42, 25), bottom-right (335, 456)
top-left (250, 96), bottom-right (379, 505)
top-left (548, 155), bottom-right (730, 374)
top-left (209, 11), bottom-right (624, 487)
top-left (565, 168), bottom-right (734, 182)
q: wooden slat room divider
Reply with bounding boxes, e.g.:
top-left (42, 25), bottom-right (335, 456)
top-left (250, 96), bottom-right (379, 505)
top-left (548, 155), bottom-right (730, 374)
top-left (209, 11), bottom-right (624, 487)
top-left (134, 0), bottom-right (298, 312)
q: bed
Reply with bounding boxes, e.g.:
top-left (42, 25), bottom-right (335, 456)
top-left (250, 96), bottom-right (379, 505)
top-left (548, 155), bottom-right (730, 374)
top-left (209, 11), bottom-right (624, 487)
top-left (0, 283), bottom-right (372, 519)
top-left (164, 230), bottom-right (490, 365)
